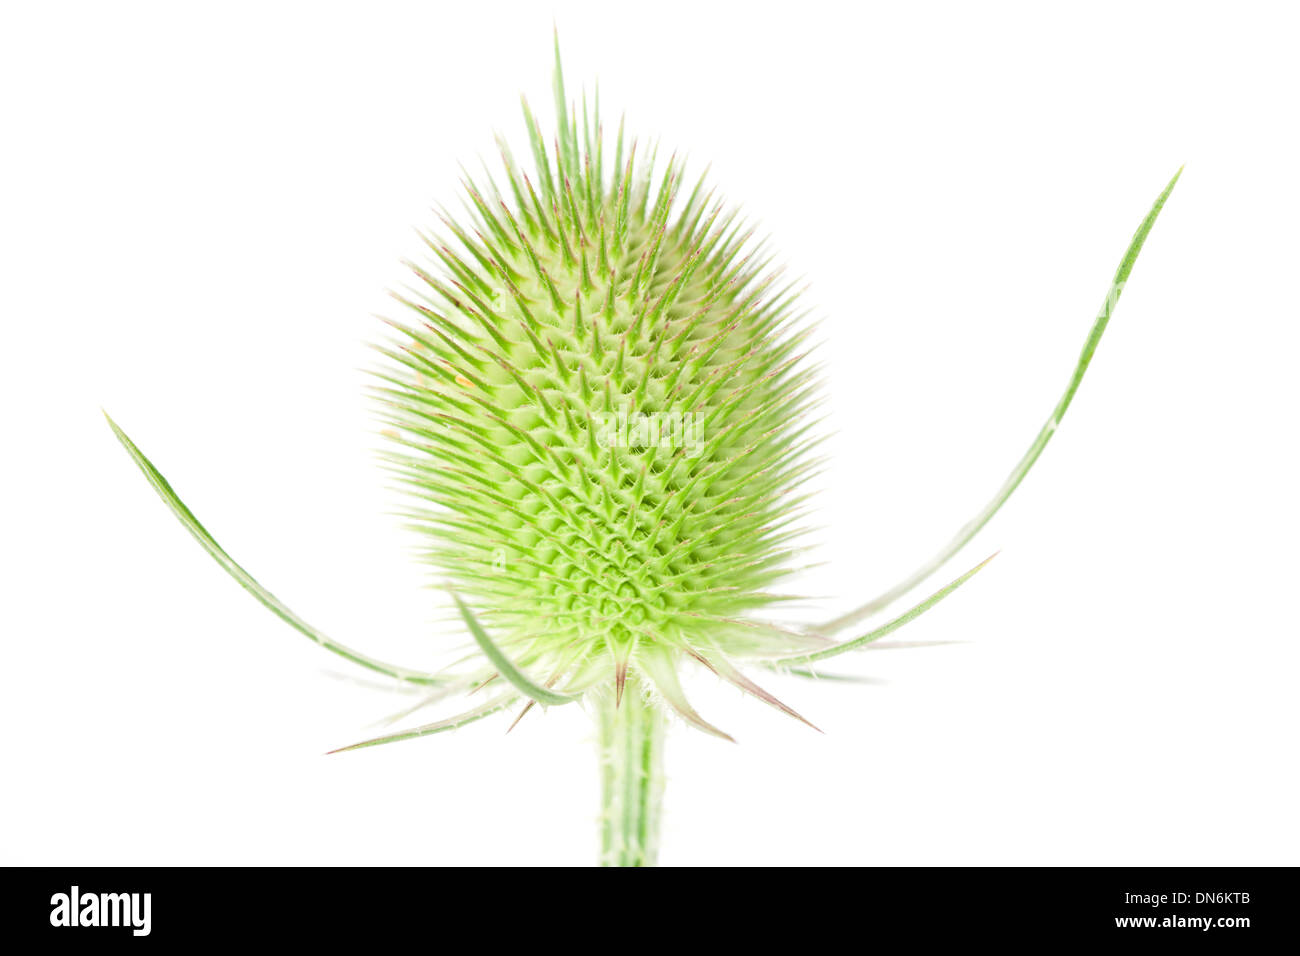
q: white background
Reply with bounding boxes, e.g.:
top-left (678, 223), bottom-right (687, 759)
top-left (3, 1), bottom-right (1297, 866)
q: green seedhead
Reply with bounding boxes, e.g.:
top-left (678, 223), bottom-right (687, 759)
top-left (106, 40), bottom-right (1181, 866)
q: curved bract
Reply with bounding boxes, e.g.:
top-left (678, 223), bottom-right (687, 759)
top-left (813, 167), bottom-right (1184, 638)
top-left (103, 411), bottom-right (447, 688)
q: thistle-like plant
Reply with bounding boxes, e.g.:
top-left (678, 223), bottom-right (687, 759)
top-left (106, 42), bottom-right (1180, 866)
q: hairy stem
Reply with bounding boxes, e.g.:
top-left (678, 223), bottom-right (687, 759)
top-left (597, 683), bottom-right (666, 867)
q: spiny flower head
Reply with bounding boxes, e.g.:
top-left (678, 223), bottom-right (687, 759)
top-left (373, 50), bottom-right (824, 731)
top-left (104, 33), bottom-right (1178, 867)
top-left (105, 37), bottom-right (1178, 764)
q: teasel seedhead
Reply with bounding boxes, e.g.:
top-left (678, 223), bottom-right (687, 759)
top-left (106, 37), bottom-right (1179, 770)
top-left (371, 46), bottom-right (833, 738)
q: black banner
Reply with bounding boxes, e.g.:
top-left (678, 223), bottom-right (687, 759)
top-left (8, 867), bottom-right (1290, 944)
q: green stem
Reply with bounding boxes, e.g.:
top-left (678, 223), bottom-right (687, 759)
top-left (597, 683), bottom-right (665, 867)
